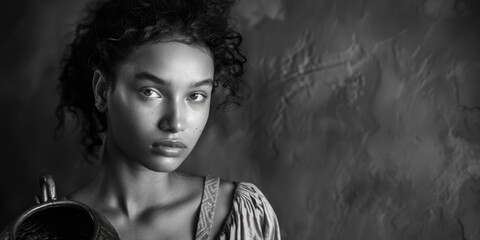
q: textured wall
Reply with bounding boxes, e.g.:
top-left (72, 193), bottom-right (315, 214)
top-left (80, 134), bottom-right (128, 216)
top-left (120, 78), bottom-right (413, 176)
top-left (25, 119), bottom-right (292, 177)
top-left (1, 0), bottom-right (480, 239)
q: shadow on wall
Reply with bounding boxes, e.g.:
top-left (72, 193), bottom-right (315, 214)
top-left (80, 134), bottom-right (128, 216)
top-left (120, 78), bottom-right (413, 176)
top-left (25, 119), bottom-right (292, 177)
top-left (1, 0), bottom-right (480, 239)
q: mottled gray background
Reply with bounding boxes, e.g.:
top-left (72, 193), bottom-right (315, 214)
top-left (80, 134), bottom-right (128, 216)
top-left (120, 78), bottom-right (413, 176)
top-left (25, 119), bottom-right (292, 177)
top-left (1, 0), bottom-right (480, 239)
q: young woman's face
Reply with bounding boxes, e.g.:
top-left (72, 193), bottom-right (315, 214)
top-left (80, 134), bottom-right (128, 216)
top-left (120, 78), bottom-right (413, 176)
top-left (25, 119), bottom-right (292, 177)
top-left (105, 41), bottom-right (214, 172)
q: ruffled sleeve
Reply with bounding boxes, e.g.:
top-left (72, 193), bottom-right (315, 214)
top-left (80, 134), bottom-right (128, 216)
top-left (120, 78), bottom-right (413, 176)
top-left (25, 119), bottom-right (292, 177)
top-left (216, 182), bottom-right (281, 240)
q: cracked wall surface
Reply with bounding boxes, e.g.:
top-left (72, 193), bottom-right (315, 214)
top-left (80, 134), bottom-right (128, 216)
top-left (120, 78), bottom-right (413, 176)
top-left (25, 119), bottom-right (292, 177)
top-left (1, 0), bottom-right (480, 239)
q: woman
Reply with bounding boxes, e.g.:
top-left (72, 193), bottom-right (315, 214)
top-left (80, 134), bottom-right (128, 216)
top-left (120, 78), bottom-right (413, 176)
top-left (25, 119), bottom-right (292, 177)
top-left (56, 0), bottom-right (280, 239)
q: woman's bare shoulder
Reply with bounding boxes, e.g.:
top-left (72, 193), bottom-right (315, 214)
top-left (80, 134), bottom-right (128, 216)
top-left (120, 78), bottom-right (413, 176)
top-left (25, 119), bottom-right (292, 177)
top-left (173, 172), bottom-right (235, 204)
top-left (67, 181), bottom-right (94, 205)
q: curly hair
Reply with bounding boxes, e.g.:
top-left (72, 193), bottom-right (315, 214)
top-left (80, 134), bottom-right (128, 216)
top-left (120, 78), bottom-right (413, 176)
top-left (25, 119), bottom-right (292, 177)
top-left (56, 0), bottom-right (247, 162)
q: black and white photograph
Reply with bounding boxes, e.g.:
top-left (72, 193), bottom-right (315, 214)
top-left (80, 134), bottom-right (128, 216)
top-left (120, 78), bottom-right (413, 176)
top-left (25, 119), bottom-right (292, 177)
top-left (1, 0), bottom-right (480, 239)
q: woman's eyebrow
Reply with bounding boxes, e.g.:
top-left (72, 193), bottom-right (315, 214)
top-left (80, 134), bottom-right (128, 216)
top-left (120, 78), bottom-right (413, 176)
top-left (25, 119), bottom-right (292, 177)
top-left (135, 71), bottom-right (212, 88)
top-left (191, 79), bottom-right (213, 88)
top-left (134, 72), bottom-right (169, 85)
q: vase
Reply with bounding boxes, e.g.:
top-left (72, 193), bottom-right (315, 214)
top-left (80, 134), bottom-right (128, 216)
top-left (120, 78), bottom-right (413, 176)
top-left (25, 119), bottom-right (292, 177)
top-left (0, 175), bottom-right (120, 240)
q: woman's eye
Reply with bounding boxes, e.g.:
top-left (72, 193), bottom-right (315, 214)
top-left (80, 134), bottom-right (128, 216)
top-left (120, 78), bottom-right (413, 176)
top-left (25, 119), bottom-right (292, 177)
top-left (189, 93), bottom-right (207, 102)
top-left (140, 89), bottom-right (162, 98)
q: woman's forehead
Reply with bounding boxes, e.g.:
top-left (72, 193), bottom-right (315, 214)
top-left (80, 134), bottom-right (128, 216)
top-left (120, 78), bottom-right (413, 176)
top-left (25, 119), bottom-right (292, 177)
top-left (117, 41), bottom-right (214, 82)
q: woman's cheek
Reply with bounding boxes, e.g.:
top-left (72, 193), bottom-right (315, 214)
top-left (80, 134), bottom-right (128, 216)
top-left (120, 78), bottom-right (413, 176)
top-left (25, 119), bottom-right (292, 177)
top-left (192, 104), bottom-right (210, 123)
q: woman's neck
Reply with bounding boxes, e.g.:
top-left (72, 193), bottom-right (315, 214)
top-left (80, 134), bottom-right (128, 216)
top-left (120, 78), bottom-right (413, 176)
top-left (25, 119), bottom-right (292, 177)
top-left (87, 142), bottom-right (179, 220)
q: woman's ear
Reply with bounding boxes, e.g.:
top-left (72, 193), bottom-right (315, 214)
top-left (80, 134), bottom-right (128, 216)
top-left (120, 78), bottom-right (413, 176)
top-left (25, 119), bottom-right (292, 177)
top-left (92, 70), bottom-right (109, 113)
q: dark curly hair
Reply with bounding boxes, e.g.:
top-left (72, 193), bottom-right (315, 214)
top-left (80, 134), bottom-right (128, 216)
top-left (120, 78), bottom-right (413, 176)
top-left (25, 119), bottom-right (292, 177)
top-left (56, 0), bottom-right (247, 162)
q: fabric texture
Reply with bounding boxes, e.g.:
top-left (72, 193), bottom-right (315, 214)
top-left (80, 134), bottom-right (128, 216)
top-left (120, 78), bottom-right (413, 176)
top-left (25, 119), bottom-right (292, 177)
top-left (195, 176), bottom-right (220, 240)
top-left (195, 177), bottom-right (281, 240)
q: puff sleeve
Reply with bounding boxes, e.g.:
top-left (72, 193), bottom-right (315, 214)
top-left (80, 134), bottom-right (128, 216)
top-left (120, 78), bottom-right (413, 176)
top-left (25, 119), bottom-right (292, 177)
top-left (216, 183), bottom-right (281, 240)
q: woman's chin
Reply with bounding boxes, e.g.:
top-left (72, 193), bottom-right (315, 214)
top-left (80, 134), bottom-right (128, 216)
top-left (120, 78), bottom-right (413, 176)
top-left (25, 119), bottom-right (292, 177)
top-left (140, 155), bottom-right (187, 173)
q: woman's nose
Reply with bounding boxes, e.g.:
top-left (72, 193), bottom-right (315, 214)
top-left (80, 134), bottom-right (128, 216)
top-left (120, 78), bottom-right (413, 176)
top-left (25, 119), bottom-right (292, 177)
top-left (158, 101), bottom-right (187, 133)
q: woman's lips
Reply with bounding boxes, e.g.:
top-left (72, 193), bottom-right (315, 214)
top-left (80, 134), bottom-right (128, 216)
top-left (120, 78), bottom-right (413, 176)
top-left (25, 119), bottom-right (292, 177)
top-left (150, 140), bottom-right (187, 157)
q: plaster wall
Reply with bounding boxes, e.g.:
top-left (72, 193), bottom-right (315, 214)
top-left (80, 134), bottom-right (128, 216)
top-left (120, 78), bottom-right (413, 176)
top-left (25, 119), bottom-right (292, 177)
top-left (1, 0), bottom-right (480, 239)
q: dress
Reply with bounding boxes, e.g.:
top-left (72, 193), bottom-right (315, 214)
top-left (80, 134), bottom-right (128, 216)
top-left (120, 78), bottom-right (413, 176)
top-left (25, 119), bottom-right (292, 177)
top-left (195, 176), bottom-right (281, 240)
